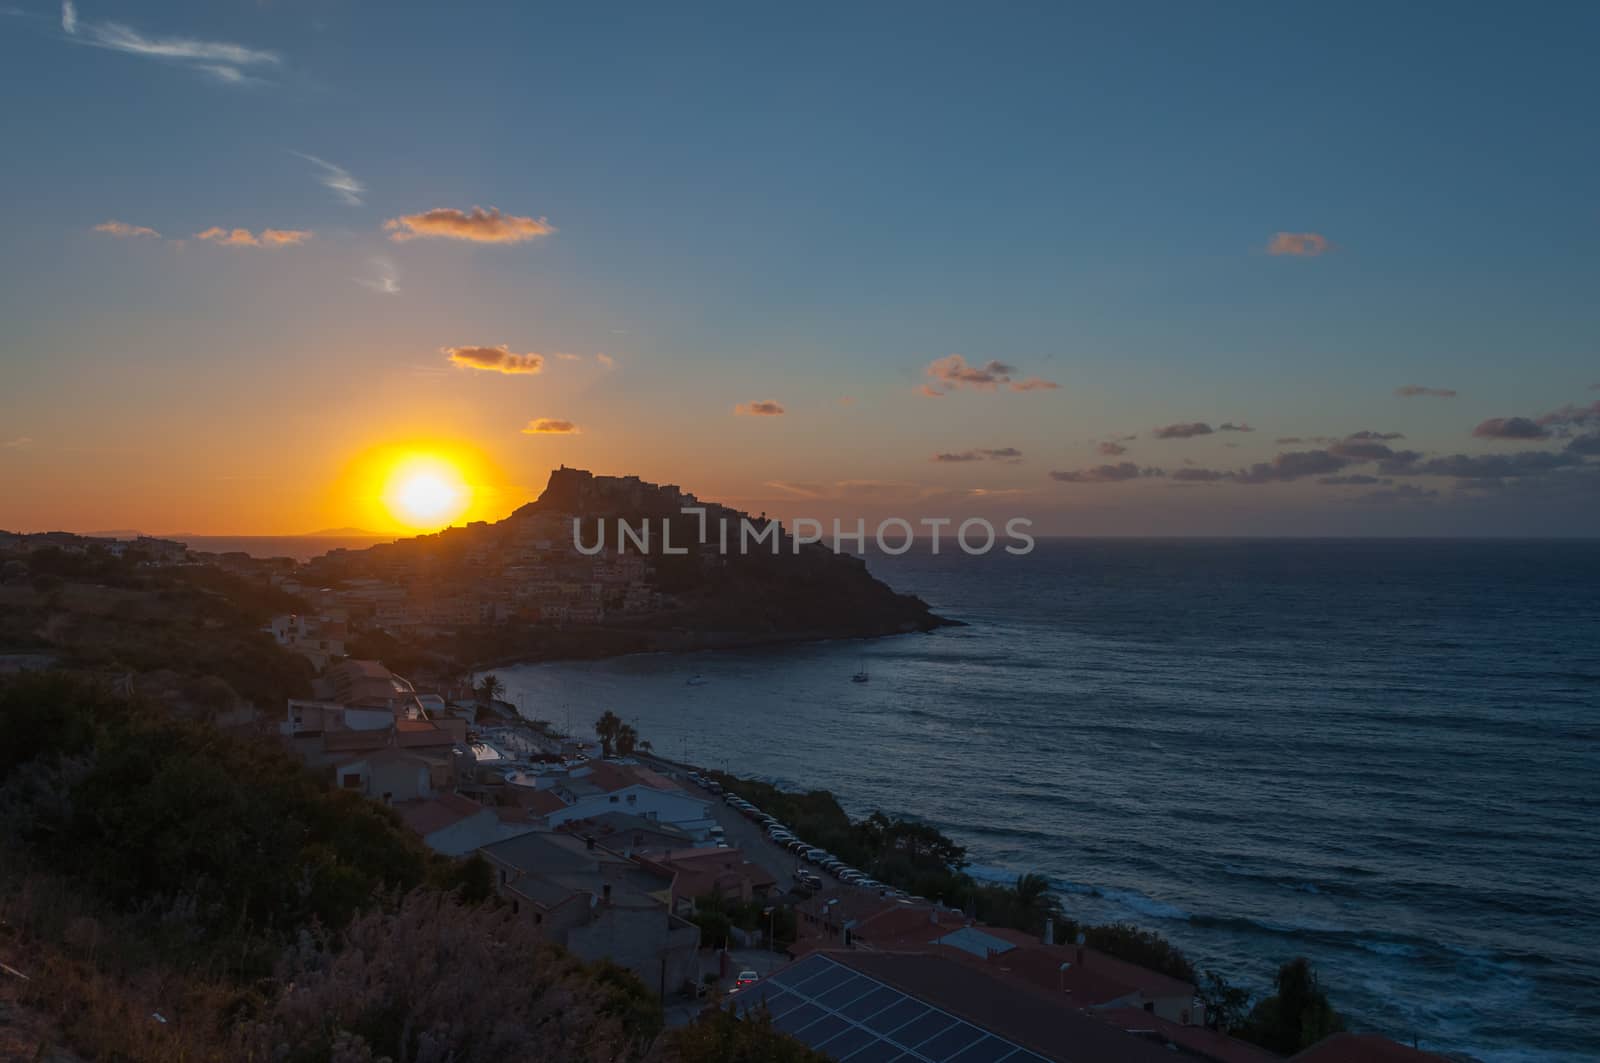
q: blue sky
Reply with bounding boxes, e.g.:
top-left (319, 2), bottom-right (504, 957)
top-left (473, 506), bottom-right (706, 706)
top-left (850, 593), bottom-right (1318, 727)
top-left (0, 1), bottom-right (1596, 535)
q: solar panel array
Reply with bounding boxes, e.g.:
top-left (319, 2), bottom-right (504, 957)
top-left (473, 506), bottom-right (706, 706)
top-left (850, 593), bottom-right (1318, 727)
top-left (730, 953), bottom-right (1055, 1063)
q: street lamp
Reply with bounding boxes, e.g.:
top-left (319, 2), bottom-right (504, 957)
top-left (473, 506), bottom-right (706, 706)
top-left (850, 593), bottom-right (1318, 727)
top-left (763, 905), bottom-right (776, 954)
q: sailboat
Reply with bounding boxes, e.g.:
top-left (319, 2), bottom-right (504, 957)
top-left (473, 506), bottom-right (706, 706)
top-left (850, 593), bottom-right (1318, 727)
top-left (686, 674), bottom-right (708, 687)
top-left (851, 660), bottom-right (869, 684)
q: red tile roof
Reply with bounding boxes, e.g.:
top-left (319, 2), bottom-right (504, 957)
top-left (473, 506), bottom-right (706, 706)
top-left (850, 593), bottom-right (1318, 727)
top-left (1098, 1008), bottom-right (1280, 1063)
top-left (1291, 1033), bottom-right (1452, 1062)
top-left (512, 788), bottom-right (570, 815)
top-left (394, 793), bottom-right (485, 837)
top-left (321, 729), bottom-right (392, 753)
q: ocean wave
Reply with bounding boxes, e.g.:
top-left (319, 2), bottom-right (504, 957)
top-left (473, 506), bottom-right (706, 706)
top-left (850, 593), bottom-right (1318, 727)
top-left (964, 866), bottom-right (1191, 922)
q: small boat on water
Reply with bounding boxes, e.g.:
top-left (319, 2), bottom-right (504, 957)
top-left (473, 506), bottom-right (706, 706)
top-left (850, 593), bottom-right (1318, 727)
top-left (686, 674), bottom-right (708, 686)
top-left (851, 663), bottom-right (869, 684)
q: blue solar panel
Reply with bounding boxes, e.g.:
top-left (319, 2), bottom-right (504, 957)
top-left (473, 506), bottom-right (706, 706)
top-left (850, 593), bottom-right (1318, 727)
top-left (816, 973), bottom-right (871, 1008)
top-left (917, 1021), bottom-right (986, 1060)
top-left (798, 1013), bottom-right (850, 1043)
top-left (889, 1009), bottom-right (957, 1051)
top-left (947, 1036), bottom-right (1012, 1063)
top-left (840, 984), bottom-right (901, 1021)
top-left (769, 955), bottom-right (831, 987)
top-left (862, 995), bottom-right (929, 1034)
top-left (775, 1001), bottom-right (825, 1035)
top-left (817, 1023), bottom-right (878, 1059)
top-left (838, 1038), bottom-right (909, 1063)
top-left (731, 954), bottom-right (1060, 1063)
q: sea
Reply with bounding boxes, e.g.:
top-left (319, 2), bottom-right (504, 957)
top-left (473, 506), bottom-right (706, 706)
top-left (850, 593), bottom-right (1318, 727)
top-left (482, 539), bottom-right (1600, 1063)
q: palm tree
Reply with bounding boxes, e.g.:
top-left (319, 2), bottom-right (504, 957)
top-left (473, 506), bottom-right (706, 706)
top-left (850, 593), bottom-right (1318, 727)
top-left (638, 739), bottom-right (654, 754)
top-left (1015, 872), bottom-right (1052, 911)
top-left (595, 710), bottom-right (622, 757)
top-left (616, 723), bottom-right (639, 758)
top-left (476, 674), bottom-right (504, 706)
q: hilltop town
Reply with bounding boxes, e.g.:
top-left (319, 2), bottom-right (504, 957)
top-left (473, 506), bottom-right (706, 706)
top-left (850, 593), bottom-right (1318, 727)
top-left (280, 467), bottom-right (952, 668)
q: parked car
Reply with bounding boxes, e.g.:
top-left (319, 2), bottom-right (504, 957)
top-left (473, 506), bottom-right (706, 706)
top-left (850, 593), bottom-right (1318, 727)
top-left (794, 869), bottom-right (823, 890)
top-left (728, 970), bottom-right (759, 994)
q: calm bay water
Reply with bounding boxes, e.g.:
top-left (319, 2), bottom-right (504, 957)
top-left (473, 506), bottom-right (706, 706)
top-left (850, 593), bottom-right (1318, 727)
top-left (491, 540), bottom-right (1600, 1062)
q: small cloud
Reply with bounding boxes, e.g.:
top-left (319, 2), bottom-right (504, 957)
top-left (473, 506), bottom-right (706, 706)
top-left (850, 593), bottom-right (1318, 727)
top-left (384, 206), bottom-right (554, 244)
top-left (933, 448), bottom-right (1022, 464)
top-left (1395, 385), bottom-right (1457, 398)
top-left (291, 151), bottom-right (363, 206)
top-left (1319, 474), bottom-right (1387, 486)
top-left (1008, 377), bottom-right (1060, 392)
top-left (1170, 467), bottom-right (1228, 483)
top-left (595, 353), bottom-right (616, 370)
top-left (555, 353), bottom-right (583, 361)
top-left (1328, 439), bottom-right (1401, 461)
top-left (61, 0), bottom-right (75, 32)
top-left (1266, 232), bottom-right (1331, 257)
top-left (1218, 422), bottom-right (1254, 433)
top-left (4, 436), bottom-right (34, 449)
top-left (1233, 449), bottom-right (1350, 484)
top-left (522, 418), bottom-right (579, 435)
top-left (1565, 433), bottom-right (1600, 456)
top-left (920, 355), bottom-right (1058, 396)
top-left (1049, 463), bottom-right (1159, 484)
top-left (1472, 416), bottom-right (1550, 441)
top-left (1153, 422), bottom-right (1214, 440)
top-left (1345, 430), bottom-right (1405, 441)
top-left (93, 219), bottom-right (159, 238)
top-left (355, 257), bottom-right (399, 294)
top-left (1097, 441), bottom-right (1127, 457)
top-left (195, 226), bottom-right (311, 247)
top-left (735, 400), bottom-right (785, 416)
top-left (444, 345), bottom-right (543, 375)
top-left (1536, 399), bottom-right (1600, 431)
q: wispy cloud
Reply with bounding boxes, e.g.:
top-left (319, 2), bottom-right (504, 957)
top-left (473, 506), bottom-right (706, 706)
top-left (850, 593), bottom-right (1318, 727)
top-left (291, 151), bottom-right (363, 206)
top-left (195, 226), bottom-right (311, 247)
top-left (595, 353), bottom-right (616, 370)
top-left (444, 345), bottom-right (543, 375)
top-left (355, 257), bottom-right (399, 294)
top-left (735, 400), bottom-right (785, 416)
top-left (61, 2), bottom-right (281, 84)
top-left (3, 436), bottom-right (34, 450)
top-left (763, 481), bottom-right (824, 499)
top-left (1395, 385), bottom-right (1457, 398)
top-left (93, 219), bottom-right (159, 238)
top-left (384, 207), bottom-right (554, 244)
top-left (1008, 377), bottom-right (1060, 392)
top-left (1096, 441), bottom-right (1128, 456)
top-left (920, 354), bottom-right (1058, 396)
top-left (1472, 416), bottom-right (1549, 441)
top-left (1050, 463), bottom-right (1160, 483)
top-left (933, 448), bottom-right (1022, 464)
top-left (1266, 231), bottom-right (1331, 257)
top-left (1152, 421), bottom-right (1214, 440)
top-left (522, 418), bottom-right (580, 435)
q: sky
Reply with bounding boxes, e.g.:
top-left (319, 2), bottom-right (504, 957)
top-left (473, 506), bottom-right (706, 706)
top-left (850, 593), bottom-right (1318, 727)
top-left (1, 1), bottom-right (1596, 537)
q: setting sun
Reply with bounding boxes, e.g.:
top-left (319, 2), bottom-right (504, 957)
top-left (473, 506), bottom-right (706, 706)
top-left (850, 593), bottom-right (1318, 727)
top-left (382, 455), bottom-right (471, 529)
